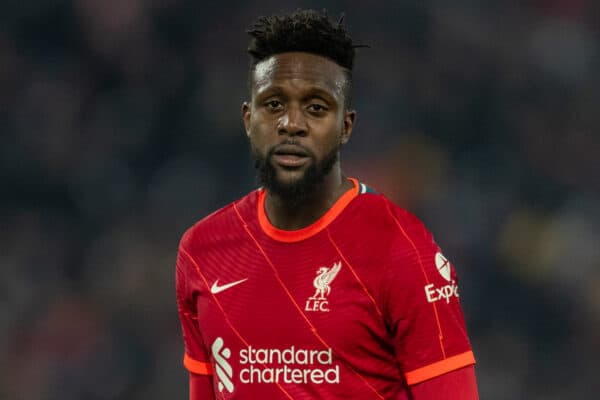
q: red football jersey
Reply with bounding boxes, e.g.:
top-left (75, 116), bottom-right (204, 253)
top-left (176, 178), bottom-right (475, 399)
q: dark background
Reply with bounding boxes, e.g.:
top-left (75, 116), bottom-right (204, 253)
top-left (1, 0), bottom-right (599, 399)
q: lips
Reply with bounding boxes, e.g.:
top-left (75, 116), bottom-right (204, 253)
top-left (271, 144), bottom-right (310, 168)
top-left (273, 144), bottom-right (309, 157)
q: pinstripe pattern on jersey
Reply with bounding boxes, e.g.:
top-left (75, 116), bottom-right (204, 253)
top-left (325, 229), bottom-right (383, 318)
top-left (383, 201), bottom-right (447, 359)
top-left (233, 202), bottom-right (386, 400)
top-left (179, 245), bottom-right (294, 399)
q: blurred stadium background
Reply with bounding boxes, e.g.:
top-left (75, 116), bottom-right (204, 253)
top-left (1, 0), bottom-right (599, 399)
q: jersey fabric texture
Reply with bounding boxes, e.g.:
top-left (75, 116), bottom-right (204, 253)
top-left (176, 178), bottom-right (475, 399)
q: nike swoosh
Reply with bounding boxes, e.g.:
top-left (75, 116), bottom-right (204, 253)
top-left (210, 278), bottom-right (248, 294)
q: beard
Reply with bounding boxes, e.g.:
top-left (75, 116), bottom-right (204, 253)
top-left (253, 143), bottom-right (339, 203)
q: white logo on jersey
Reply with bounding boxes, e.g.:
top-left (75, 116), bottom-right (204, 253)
top-left (212, 337), bottom-right (234, 393)
top-left (210, 278), bottom-right (248, 294)
top-left (435, 252), bottom-right (451, 281)
top-left (425, 252), bottom-right (460, 304)
top-left (210, 340), bottom-right (341, 386)
top-left (239, 345), bottom-right (340, 384)
top-left (305, 261), bottom-right (342, 312)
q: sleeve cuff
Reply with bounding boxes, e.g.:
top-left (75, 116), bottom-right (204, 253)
top-left (183, 353), bottom-right (214, 375)
top-left (405, 350), bottom-right (476, 385)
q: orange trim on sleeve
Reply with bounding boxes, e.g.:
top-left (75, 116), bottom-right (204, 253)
top-left (183, 353), bottom-right (214, 375)
top-left (257, 178), bottom-right (359, 242)
top-left (405, 351), bottom-right (475, 385)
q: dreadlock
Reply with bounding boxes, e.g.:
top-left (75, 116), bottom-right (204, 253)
top-left (246, 9), bottom-right (361, 107)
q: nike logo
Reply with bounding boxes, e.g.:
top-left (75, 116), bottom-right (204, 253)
top-left (210, 278), bottom-right (248, 294)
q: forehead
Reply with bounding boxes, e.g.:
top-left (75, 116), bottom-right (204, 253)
top-left (251, 52), bottom-right (347, 99)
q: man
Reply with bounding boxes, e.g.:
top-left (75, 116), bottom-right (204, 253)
top-left (176, 9), bottom-right (478, 399)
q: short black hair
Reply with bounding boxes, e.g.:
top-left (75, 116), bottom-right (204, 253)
top-left (246, 9), bottom-right (359, 107)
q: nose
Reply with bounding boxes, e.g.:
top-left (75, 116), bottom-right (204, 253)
top-left (278, 105), bottom-right (307, 136)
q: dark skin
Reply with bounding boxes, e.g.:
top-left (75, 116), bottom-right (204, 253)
top-left (242, 52), bottom-right (356, 230)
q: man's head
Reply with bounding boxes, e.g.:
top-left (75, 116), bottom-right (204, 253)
top-left (247, 9), bottom-right (356, 108)
top-left (242, 10), bottom-right (358, 202)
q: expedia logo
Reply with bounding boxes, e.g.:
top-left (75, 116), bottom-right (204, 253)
top-left (424, 252), bottom-right (460, 304)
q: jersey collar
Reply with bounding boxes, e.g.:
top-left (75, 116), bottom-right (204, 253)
top-left (257, 178), bottom-right (359, 242)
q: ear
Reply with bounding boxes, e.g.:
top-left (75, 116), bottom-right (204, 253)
top-left (340, 110), bottom-right (356, 145)
top-left (241, 102), bottom-right (251, 137)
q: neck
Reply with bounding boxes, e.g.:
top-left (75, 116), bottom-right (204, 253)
top-left (264, 167), bottom-right (353, 231)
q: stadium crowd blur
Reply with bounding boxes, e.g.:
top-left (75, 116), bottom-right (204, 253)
top-left (1, 1), bottom-right (598, 399)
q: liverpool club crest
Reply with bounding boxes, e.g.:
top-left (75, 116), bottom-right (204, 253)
top-left (305, 261), bottom-right (342, 312)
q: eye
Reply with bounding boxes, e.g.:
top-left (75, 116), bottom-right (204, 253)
top-left (264, 100), bottom-right (283, 111)
top-left (308, 103), bottom-right (328, 113)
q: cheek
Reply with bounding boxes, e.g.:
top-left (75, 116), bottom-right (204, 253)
top-left (249, 114), bottom-right (275, 137)
top-left (248, 123), bottom-right (273, 154)
top-left (313, 129), bottom-right (343, 159)
top-left (321, 117), bottom-right (345, 144)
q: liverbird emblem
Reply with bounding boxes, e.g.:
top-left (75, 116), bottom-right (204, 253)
top-left (309, 261), bottom-right (342, 300)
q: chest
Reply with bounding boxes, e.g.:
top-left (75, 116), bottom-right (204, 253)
top-left (191, 236), bottom-right (389, 356)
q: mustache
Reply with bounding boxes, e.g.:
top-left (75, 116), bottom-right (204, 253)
top-left (268, 141), bottom-right (314, 159)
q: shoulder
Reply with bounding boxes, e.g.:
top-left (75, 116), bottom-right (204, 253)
top-left (349, 181), bottom-right (431, 241)
top-left (179, 189), bottom-right (259, 249)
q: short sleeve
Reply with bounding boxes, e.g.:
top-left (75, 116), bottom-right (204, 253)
top-left (176, 246), bottom-right (213, 375)
top-left (382, 206), bottom-right (475, 385)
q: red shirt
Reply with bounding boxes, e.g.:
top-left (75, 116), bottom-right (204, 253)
top-left (176, 178), bottom-right (475, 399)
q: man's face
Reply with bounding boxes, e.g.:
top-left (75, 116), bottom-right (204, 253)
top-left (242, 52), bottom-right (355, 200)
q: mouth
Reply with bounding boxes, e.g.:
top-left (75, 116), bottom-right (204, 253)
top-left (271, 145), bottom-right (310, 168)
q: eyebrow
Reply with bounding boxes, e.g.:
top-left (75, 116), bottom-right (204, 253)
top-left (255, 85), bottom-right (339, 102)
top-left (304, 87), bottom-right (337, 100)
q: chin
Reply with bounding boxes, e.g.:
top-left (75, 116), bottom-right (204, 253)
top-left (272, 172), bottom-right (307, 192)
top-left (256, 150), bottom-right (337, 200)
top-left (266, 168), bottom-right (318, 200)
top-left (275, 168), bottom-right (308, 185)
